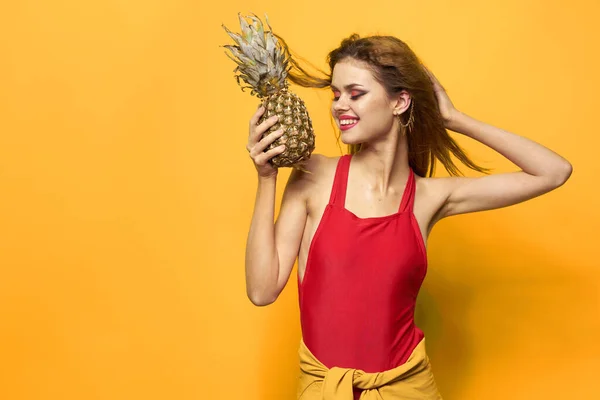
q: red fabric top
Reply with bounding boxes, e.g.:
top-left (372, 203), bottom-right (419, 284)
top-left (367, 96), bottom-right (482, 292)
top-left (298, 154), bottom-right (427, 380)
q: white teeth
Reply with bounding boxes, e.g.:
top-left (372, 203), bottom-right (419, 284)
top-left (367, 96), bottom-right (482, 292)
top-left (340, 119), bottom-right (358, 125)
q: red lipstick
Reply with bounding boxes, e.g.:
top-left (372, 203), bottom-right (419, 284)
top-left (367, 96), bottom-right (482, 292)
top-left (338, 115), bottom-right (359, 131)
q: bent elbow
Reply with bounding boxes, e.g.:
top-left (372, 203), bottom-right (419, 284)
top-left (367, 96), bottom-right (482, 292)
top-left (553, 161), bottom-right (573, 187)
top-left (247, 289), bottom-right (278, 307)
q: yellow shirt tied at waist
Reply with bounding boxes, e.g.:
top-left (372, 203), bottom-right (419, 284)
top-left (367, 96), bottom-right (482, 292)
top-left (297, 338), bottom-right (443, 400)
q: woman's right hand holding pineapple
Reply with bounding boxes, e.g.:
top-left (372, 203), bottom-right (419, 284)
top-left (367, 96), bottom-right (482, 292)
top-left (247, 105), bottom-right (286, 178)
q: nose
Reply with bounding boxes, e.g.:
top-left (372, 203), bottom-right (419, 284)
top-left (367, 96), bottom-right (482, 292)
top-left (332, 96), bottom-right (350, 114)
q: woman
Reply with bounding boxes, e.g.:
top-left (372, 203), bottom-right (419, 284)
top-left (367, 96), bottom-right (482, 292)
top-left (244, 34), bottom-right (572, 399)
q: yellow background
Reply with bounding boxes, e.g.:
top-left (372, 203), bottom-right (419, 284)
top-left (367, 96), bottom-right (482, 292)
top-left (1, 0), bottom-right (598, 399)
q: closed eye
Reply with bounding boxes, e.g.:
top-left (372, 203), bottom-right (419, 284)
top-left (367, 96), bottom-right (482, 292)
top-left (332, 92), bottom-right (366, 101)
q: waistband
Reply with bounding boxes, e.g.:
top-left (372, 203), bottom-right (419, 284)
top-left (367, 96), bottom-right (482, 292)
top-left (297, 337), bottom-right (442, 400)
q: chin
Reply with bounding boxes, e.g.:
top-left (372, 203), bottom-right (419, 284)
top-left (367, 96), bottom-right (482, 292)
top-left (339, 130), bottom-right (364, 145)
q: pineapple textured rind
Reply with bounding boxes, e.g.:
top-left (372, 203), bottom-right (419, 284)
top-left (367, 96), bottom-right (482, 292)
top-left (260, 89), bottom-right (315, 167)
top-left (222, 13), bottom-right (316, 168)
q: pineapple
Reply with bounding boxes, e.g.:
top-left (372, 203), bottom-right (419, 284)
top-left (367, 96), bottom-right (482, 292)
top-left (222, 14), bottom-right (315, 168)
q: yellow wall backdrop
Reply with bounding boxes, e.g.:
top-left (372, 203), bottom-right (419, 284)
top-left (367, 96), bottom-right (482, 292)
top-left (0, 0), bottom-right (598, 399)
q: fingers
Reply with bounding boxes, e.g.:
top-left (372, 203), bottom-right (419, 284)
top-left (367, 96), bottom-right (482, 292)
top-left (253, 144), bottom-right (287, 166)
top-left (423, 65), bottom-right (443, 88)
top-left (252, 115), bottom-right (279, 140)
top-left (248, 108), bottom-right (280, 149)
top-left (249, 129), bottom-right (285, 156)
top-left (422, 65), bottom-right (433, 78)
top-left (249, 104), bottom-right (265, 126)
top-left (247, 106), bottom-right (286, 167)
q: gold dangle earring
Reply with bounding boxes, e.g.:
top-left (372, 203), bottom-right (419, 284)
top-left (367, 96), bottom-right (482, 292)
top-left (394, 100), bottom-right (415, 135)
top-left (400, 100), bottom-right (415, 133)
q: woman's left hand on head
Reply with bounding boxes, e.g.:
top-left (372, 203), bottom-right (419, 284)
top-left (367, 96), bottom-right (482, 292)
top-left (423, 66), bottom-right (460, 129)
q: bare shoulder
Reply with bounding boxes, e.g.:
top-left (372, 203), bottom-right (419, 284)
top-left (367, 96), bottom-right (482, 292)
top-left (414, 175), bottom-right (454, 202)
top-left (298, 153), bottom-right (340, 176)
top-left (279, 153), bottom-right (340, 219)
top-left (286, 153), bottom-right (340, 192)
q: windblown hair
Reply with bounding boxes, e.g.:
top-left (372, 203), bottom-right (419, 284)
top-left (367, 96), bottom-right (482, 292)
top-left (275, 33), bottom-right (489, 177)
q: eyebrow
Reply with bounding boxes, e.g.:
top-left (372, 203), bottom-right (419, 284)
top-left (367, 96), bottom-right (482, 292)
top-left (330, 83), bottom-right (365, 90)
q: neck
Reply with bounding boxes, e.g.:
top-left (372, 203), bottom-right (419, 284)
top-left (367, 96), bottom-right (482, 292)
top-left (352, 133), bottom-right (410, 194)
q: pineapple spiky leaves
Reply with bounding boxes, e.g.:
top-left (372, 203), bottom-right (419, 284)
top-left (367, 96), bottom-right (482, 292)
top-left (222, 13), bottom-right (315, 169)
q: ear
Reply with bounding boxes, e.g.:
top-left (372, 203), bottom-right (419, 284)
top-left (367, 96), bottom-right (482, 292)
top-left (391, 90), bottom-right (411, 116)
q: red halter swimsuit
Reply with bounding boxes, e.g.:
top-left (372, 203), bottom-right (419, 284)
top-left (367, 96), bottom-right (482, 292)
top-left (298, 154), bottom-right (428, 398)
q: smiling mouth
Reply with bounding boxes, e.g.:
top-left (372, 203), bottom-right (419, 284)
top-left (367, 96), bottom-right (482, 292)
top-left (339, 119), bottom-right (359, 131)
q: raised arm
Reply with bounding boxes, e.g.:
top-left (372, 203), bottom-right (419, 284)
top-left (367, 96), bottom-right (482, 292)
top-left (438, 111), bottom-right (572, 218)
top-left (244, 106), bottom-right (309, 306)
top-left (422, 68), bottom-right (572, 219)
